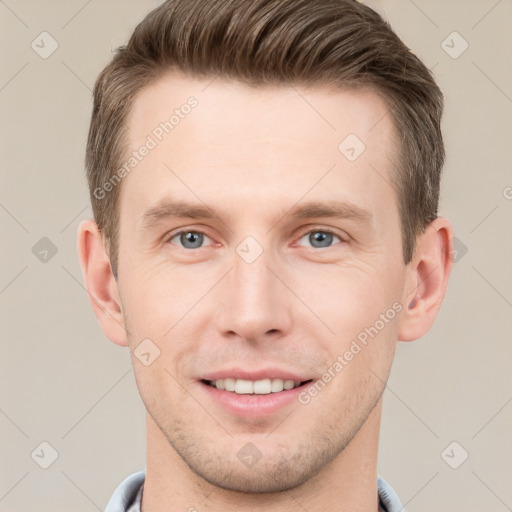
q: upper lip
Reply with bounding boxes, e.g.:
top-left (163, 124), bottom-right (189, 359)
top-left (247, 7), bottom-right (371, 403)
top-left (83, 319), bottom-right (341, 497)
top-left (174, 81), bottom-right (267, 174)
top-left (200, 368), bottom-right (313, 382)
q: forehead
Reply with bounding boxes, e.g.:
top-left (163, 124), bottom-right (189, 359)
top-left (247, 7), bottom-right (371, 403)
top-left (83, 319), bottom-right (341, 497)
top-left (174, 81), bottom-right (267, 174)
top-left (122, 71), bottom-right (398, 226)
top-left (127, 71), bottom-right (395, 151)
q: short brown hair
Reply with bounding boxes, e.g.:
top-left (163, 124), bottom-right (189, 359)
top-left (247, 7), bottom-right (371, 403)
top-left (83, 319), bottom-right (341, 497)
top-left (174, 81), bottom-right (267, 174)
top-left (86, 0), bottom-right (445, 278)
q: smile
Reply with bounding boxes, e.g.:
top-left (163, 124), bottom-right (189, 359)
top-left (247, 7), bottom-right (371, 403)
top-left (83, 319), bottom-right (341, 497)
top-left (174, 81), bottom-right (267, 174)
top-left (203, 378), bottom-right (312, 394)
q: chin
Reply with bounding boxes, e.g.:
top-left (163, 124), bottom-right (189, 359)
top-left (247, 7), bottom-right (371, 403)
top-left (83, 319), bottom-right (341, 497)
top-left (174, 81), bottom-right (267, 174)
top-left (190, 460), bottom-right (315, 494)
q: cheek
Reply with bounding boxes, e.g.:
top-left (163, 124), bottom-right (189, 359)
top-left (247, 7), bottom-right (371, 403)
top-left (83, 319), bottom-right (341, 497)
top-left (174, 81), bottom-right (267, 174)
top-left (297, 261), bottom-right (395, 328)
top-left (131, 357), bottom-right (182, 420)
top-left (297, 261), bottom-right (402, 374)
top-left (119, 265), bottom-right (212, 378)
top-left (119, 260), bottom-right (193, 332)
top-left (131, 335), bottom-right (214, 429)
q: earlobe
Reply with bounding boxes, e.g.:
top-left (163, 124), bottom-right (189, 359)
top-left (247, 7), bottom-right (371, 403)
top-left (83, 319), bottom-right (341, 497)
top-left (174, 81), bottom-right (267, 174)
top-left (397, 216), bottom-right (454, 342)
top-left (77, 219), bottom-right (129, 347)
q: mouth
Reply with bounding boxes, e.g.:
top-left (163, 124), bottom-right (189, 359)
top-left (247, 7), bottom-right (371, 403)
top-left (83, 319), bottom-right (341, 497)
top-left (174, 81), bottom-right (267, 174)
top-left (198, 369), bottom-right (316, 417)
top-left (201, 378), bottom-right (314, 395)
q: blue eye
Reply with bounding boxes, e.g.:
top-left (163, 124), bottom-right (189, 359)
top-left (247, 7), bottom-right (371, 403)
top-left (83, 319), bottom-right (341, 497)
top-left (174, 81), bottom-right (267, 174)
top-left (169, 230), bottom-right (212, 249)
top-left (167, 228), bottom-right (343, 251)
top-left (297, 229), bottom-right (342, 249)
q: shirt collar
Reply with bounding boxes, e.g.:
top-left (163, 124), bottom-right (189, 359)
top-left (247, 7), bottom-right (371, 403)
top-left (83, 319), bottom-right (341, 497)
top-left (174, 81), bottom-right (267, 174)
top-left (105, 470), bottom-right (406, 512)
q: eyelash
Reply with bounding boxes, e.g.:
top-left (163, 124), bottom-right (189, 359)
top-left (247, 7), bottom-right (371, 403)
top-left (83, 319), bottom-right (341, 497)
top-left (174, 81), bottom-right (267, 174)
top-left (165, 227), bottom-right (346, 249)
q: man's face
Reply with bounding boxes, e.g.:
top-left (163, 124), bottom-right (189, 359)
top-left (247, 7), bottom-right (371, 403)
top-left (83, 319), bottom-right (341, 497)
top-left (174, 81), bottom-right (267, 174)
top-left (116, 72), bottom-right (408, 492)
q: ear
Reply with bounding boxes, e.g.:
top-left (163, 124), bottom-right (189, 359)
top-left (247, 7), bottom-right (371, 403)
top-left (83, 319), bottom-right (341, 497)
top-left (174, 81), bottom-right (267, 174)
top-left (397, 216), bottom-right (454, 342)
top-left (77, 219), bottom-right (129, 346)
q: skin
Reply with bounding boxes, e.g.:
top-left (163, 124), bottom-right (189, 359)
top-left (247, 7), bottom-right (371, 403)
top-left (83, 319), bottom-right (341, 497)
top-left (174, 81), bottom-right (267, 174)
top-left (78, 71), bottom-right (453, 512)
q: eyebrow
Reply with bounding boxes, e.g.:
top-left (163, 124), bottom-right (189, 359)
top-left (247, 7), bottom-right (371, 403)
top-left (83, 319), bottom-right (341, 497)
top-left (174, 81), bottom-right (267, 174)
top-left (139, 198), bottom-right (373, 229)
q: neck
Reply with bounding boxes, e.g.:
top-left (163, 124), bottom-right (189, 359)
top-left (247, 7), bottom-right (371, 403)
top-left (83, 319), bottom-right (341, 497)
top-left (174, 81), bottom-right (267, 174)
top-left (142, 399), bottom-right (383, 512)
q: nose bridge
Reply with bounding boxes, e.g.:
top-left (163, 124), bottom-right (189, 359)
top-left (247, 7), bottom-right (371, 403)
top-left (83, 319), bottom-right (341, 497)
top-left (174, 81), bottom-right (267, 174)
top-left (218, 238), bottom-right (290, 340)
top-left (234, 245), bottom-right (272, 302)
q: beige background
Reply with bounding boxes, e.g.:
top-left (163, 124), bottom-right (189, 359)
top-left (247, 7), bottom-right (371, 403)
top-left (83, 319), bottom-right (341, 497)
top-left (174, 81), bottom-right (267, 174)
top-left (1, 1), bottom-right (511, 511)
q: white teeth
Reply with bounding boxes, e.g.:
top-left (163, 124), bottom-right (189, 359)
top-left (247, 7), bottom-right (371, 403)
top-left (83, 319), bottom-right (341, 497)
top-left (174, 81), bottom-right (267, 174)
top-left (235, 379), bottom-right (253, 394)
top-left (270, 379), bottom-right (284, 392)
top-left (253, 379), bottom-right (271, 394)
top-left (211, 378), bottom-right (303, 394)
top-left (224, 378), bottom-right (235, 391)
top-left (283, 380), bottom-right (295, 390)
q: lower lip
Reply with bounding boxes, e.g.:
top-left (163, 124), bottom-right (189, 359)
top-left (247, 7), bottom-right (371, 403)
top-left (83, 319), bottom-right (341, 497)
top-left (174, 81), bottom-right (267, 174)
top-left (199, 381), bottom-right (311, 418)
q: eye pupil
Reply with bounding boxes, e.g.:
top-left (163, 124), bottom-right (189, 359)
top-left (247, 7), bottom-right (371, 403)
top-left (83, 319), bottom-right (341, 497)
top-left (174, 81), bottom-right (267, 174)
top-left (173, 229), bottom-right (339, 250)
top-left (180, 231), bottom-right (203, 249)
top-left (309, 231), bottom-right (334, 248)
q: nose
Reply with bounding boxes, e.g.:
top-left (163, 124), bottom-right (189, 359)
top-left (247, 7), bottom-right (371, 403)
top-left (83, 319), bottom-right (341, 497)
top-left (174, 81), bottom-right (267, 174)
top-left (215, 243), bottom-right (292, 344)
